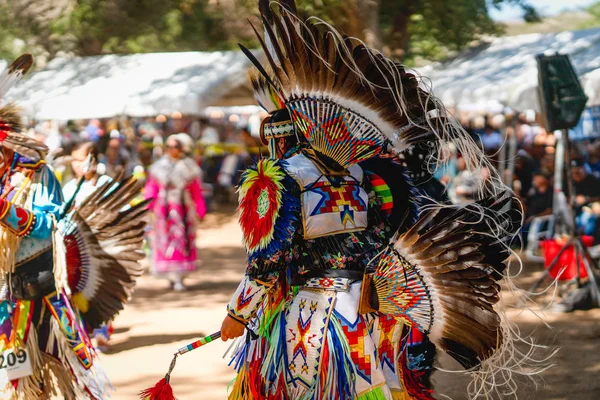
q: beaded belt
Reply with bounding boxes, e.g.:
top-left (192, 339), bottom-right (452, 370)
top-left (303, 276), bottom-right (358, 292)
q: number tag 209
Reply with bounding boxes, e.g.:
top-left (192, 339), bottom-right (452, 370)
top-left (0, 348), bottom-right (33, 384)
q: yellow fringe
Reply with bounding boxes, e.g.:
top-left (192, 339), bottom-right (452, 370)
top-left (390, 389), bottom-right (413, 400)
top-left (0, 173), bottom-right (33, 275)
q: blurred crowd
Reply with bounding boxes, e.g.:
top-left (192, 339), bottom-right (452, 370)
top-left (436, 112), bottom-right (600, 245)
top-left (28, 114), bottom-right (267, 209)
top-left (24, 109), bottom-right (600, 249)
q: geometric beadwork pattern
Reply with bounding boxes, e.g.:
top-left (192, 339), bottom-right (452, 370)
top-left (373, 248), bottom-right (433, 334)
top-left (308, 181), bottom-right (367, 228)
top-left (227, 276), bottom-right (269, 322)
top-left (288, 97), bottom-right (386, 169)
top-left (335, 311), bottom-right (372, 384)
top-left (376, 313), bottom-right (397, 372)
top-left (285, 290), bottom-right (335, 389)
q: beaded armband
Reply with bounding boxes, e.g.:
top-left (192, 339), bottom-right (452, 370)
top-left (0, 199), bottom-right (36, 237)
top-left (227, 275), bottom-right (273, 323)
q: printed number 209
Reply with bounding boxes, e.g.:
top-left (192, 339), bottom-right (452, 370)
top-left (0, 349), bottom-right (27, 369)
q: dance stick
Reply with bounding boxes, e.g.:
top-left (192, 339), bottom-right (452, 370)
top-left (139, 332), bottom-right (222, 400)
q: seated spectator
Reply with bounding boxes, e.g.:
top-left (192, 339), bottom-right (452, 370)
top-left (571, 158), bottom-right (600, 209)
top-left (525, 173), bottom-right (553, 223)
top-left (480, 123), bottom-right (503, 154)
top-left (576, 202), bottom-right (600, 242)
top-left (521, 172), bottom-right (554, 248)
top-left (589, 142), bottom-right (600, 178)
top-left (449, 157), bottom-right (477, 203)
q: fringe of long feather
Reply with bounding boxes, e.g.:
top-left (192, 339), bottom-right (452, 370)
top-left (39, 353), bottom-right (79, 400)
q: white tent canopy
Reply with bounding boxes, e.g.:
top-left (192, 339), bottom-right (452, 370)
top-left (4, 51), bottom-right (257, 120)
top-left (420, 28), bottom-right (600, 113)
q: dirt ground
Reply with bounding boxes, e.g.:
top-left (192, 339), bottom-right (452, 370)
top-left (100, 208), bottom-right (600, 400)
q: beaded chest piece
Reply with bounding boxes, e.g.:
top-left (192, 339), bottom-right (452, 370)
top-left (285, 153), bottom-right (368, 239)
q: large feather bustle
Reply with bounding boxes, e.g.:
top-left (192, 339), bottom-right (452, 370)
top-left (371, 192), bottom-right (520, 369)
top-left (62, 175), bottom-right (149, 329)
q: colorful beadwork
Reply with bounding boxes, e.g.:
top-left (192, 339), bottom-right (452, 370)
top-left (177, 332), bottom-right (220, 355)
top-left (44, 292), bottom-right (93, 370)
top-left (285, 290), bottom-right (335, 390)
top-left (0, 198), bottom-right (36, 237)
top-left (336, 311), bottom-right (372, 384)
top-left (228, 276), bottom-right (270, 322)
top-left (373, 248), bottom-right (433, 333)
top-left (288, 97), bottom-right (385, 169)
top-left (309, 181), bottom-right (367, 228)
top-left (376, 314), bottom-right (397, 372)
top-left (366, 172), bottom-right (394, 216)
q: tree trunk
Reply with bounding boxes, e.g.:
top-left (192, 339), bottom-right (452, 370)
top-left (78, 37), bottom-right (105, 56)
top-left (387, 5), bottom-right (414, 60)
top-left (356, 0), bottom-right (382, 50)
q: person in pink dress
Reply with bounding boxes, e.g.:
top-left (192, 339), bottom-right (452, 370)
top-left (144, 133), bottom-right (206, 291)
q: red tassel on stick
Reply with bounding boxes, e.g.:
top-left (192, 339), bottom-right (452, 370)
top-left (139, 333), bottom-right (222, 400)
top-left (139, 377), bottom-right (175, 400)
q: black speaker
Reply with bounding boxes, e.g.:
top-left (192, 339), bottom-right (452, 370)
top-left (537, 54), bottom-right (588, 132)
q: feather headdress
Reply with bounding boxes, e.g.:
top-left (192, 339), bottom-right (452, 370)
top-left (242, 0), bottom-right (445, 169)
top-left (245, 1), bottom-right (502, 193)
top-left (0, 54), bottom-right (48, 162)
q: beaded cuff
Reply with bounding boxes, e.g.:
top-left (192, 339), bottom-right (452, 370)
top-left (0, 199), bottom-right (36, 237)
top-left (227, 275), bottom-right (272, 322)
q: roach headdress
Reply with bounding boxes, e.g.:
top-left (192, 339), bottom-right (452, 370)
top-left (0, 54), bottom-right (48, 161)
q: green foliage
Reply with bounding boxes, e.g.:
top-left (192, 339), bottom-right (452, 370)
top-left (0, 0), bottom-right (540, 64)
top-left (579, 1), bottom-right (600, 30)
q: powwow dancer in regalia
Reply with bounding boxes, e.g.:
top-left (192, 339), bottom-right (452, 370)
top-left (221, 1), bottom-right (540, 399)
top-left (0, 55), bottom-right (149, 399)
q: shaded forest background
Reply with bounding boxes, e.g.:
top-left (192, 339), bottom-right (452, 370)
top-left (0, 0), bottom-right (598, 66)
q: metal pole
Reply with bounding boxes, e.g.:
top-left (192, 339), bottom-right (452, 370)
top-left (562, 129), bottom-right (576, 216)
top-left (577, 239), bottom-right (600, 306)
top-left (553, 130), bottom-right (565, 218)
top-left (506, 116), bottom-right (518, 187)
top-left (498, 116), bottom-right (507, 184)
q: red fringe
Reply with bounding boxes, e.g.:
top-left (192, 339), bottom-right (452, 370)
top-left (139, 378), bottom-right (176, 400)
top-left (399, 351), bottom-right (435, 400)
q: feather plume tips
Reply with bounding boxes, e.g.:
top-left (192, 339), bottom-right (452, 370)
top-left (250, 70), bottom-right (285, 113)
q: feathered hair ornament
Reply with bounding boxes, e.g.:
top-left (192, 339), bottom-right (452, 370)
top-left (0, 54), bottom-right (48, 162)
